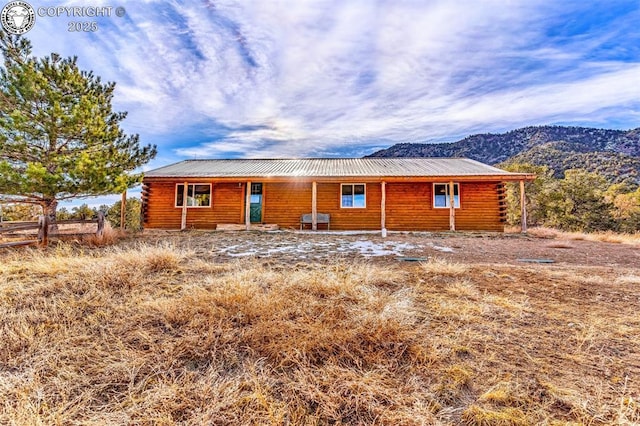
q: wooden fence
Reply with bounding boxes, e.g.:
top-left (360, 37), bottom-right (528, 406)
top-left (0, 212), bottom-right (105, 249)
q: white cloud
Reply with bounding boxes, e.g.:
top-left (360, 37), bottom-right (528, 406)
top-left (25, 0), bottom-right (640, 160)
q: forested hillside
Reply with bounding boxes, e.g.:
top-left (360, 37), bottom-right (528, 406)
top-left (368, 126), bottom-right (640, 186)
top-left (504, 142), bottom-right (640, 186)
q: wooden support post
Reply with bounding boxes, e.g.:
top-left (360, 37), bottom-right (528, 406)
top-left (520, 180), bottom-right (527, 233)
top-left (97, 211), bottom-right (105, 237)
top-left (381, 181), bottom-right (387, 237)
top-left (181, 181), bottom-right (188, 230)
top-left (312, 181), bottom-right (318, 231)
top-left (449, 180), bottom-right (456, 231)
top-left (38, 215), bottom-right (49, 248)
top-left (120, 191), bottom-right (126, 231)
top-left (245, 181), bottom-right (252, 230)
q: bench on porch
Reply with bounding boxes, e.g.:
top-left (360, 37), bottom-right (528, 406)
top-left (300, 213), bottom-right (330, 230)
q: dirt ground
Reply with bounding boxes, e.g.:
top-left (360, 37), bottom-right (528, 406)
top-left (137, 229), bottom-right (639, 269)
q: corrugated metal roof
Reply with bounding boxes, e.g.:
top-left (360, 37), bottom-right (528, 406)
top-left (144, 158), bottom-right (528, 178)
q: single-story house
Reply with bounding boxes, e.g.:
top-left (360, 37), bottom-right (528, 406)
top-left (141, 158), bottom-right (535, 232)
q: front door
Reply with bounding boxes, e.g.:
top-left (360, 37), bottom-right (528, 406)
top-left (250, 183), bottom-right (263, 223)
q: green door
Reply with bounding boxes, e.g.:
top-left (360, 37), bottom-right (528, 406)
top-left (250, 183), bottom-right (262, 223)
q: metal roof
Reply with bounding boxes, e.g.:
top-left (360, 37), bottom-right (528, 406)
top-left (144, 158), bottom-right (530, 179)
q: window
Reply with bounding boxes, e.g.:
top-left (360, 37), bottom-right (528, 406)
top-left (341, 184), bottom-right (366, 208)
top-left (433, 183), bottom-right (460, 208)
top-left (176, 183), bottom-right (211, 207)
top-left (250, 183), bottom-right (262, 204)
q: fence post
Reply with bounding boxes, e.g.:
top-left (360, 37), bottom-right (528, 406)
top-left (97, 211), bottom-right (105, 237)
top-left (38, 215), bottom-right (49, 248)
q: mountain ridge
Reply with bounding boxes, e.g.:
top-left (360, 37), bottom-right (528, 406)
top-left (366, 125), bottom-right (640, 185)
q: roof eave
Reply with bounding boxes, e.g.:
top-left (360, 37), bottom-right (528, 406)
top-left (143, 173), bottom-right (537, 181)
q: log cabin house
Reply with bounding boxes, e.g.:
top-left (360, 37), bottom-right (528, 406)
top-left (141, 158), bottom-right (535, 232)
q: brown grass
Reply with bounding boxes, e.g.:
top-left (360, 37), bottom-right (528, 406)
top-left (82, 222), bottom-right (125, 246)
top-left (420, 257), bottom-right (470, 276)
top-left (529, 226), bottom-right (640, 246)
top-left (0, 241), bottom-right (638, 425)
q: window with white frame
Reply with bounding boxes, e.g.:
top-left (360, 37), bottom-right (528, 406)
top-left (433, 183), bottom-right (460, 208)
top-left (341, 184), bottom-right (366, 208)
top-left (176, 183), bottom-right (211, 207)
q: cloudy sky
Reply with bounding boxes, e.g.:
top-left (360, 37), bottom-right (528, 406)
top-left (22, 0), bottom-right (640, 174)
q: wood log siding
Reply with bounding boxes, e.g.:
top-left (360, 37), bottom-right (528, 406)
top-left (497, 183), bottom-right (507, 223)
top-left (213, 183), bottom-right (245, 225)
top-left (143, 179), bottom-right (505, 231)
top-left (262, 182), bottom-right (312, 229)
top-left (143, 181), bottom-right (179, 229)
top-left (316, 183), bottom-right (382, 230)
top-left (141, 183), bottom-right (150, 225)
top-left (385, 182), bottom-right (504, 231)
top-left (455, 182), bottom-right (504, 231)
top-left (143, 181), bottom-right (244, 229)
top-left (385, 183), bottom-right (445, 231)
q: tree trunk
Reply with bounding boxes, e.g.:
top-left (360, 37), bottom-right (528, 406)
top-left (43, 199), bottom-right (58, 232)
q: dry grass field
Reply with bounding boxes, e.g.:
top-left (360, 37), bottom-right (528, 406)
top-left (0, 230), bottom-right (638, 425)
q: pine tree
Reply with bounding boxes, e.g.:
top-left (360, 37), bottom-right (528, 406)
top-left (71, 203), bottom-right (97, 220)
top-left (0, 32), bottom-right (156, 220)
top-left (606, 184), bottom-right (640, 232)
top-left (545, 169), bottom-right (614, 231)
top-left (107, 197), bottom-right (142, 231)
top-left (0, 202), bottom-right (40, 221)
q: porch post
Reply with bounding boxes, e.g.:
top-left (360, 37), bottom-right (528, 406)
top-left (180, 181), bottom-right (188, 230)
top-left (381, 181), bottom-right (387, 237)
top-left (449, 180), bottom-right (455, 231)
top-left (245, 181), bottom-right (251, 230)
top-left (520, 180), bottom-right (527, 233)
top-left (312, 181), bottom-right (318, 231)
